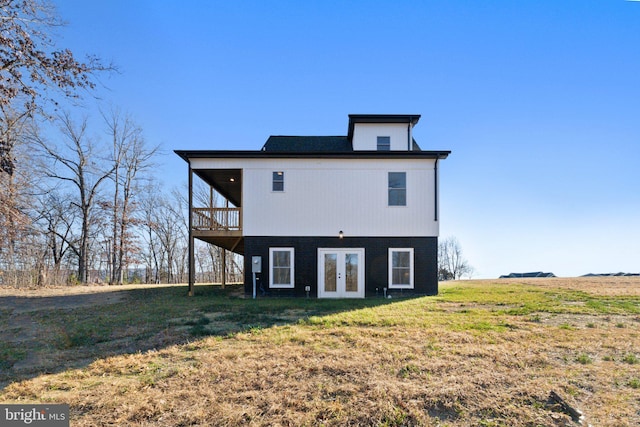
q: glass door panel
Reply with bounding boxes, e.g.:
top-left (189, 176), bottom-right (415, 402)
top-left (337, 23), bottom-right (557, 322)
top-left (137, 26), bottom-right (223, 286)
top-left (324, 253), bottom-right (337, 293)
top-left (345, 253), bottom-right (359, 292)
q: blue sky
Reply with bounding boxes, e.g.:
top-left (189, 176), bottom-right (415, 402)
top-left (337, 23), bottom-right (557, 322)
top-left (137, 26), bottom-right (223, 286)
top-left (54, 0), bottom-right (640, 278)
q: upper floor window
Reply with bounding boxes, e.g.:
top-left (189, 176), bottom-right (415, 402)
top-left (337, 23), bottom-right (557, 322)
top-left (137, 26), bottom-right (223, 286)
top-left (377, 136), bottom-right (391, 151)
top-left (272, 171), bottom-right (284, 191)
top-left (388, 172), bottom-right (406, 206)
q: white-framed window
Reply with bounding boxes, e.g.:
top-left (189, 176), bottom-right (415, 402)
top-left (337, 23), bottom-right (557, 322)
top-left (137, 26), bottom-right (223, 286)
top-left (389, 248), bottom-right (414, 289)
top-left (269, 247), bottom-right (294, 288)
top-left (377, 136), bottom-right (391, 151)
top-left (272, 171), bottom-right (284, 191)
top-left (388, 172), bottom-right (406, 206)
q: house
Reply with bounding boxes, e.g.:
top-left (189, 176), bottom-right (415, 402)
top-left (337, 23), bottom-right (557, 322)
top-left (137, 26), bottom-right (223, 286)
top-left (582, 272), bottom-right (639, 277)
top-left (175, 114), bottom-right (450, 298)
top-left (499, 272), bottom-right (556, 279)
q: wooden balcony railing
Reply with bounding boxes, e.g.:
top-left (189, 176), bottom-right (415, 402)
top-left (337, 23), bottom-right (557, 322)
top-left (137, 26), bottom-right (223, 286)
top-left (193, 207), bottom-right (241, 231)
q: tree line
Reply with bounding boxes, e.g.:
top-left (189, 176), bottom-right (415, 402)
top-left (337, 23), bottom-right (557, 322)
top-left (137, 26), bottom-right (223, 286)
top-left (0, 99), bottom-right (243, 287)
top-left (0, 0), bottom-right (242, 287)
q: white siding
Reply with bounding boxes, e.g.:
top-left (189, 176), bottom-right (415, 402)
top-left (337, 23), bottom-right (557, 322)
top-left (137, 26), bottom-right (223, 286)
top-left (352, 123), bottom-right (411, 151)
top-left (190, 157), bottom-right (440, 237)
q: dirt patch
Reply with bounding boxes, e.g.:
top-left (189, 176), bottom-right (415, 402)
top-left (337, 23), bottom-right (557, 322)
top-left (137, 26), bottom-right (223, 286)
top-left (0, 283), bottom-right (180, 298)
top-left (0, 284), bottom-right (188, 383)
top-left (1, 292), bottom-right (128, 314)
top-left (1, 287), bottom-right (132, 351)
top-left (531, 312), bottom-right (637, 329)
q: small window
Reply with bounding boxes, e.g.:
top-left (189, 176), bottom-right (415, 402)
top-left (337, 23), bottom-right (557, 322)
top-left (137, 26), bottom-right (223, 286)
top-left (388, 172), bottom-right (406, 206)
top-left (269, 248), bottom-right (294, 288)
top-left (389, 248), bottom-right (414, 289)
top-left (377, 136), bottom-right (390, 151)
top-left (272, 171), bottom-right (284, 191)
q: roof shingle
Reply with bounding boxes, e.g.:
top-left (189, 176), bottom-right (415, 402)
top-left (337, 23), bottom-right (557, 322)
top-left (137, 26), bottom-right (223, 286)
top-left (262, 136), bottom-right (351, 152)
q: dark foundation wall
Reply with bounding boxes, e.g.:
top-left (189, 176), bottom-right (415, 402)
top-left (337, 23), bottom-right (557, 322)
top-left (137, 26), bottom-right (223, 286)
top-left (243, 236), bottom-right (438, 297)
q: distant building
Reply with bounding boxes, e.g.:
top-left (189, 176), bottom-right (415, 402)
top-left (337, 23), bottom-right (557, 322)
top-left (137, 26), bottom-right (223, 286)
top-left (581, 272), bottom-right (640, 277)
top-left (499, 272), bottom-right (556, 279)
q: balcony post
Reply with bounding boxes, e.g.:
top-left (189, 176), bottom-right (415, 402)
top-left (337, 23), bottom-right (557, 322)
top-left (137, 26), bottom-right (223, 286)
top-left (222, 199), bottom-right (229, 288)
top-left (188, 162), bottom-right (195, 297)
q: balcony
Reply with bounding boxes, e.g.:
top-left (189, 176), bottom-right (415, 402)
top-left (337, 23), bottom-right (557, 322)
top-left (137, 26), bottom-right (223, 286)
top-left (193, 207), bottom-right (241, 231)
top-left (192, 207), bottom-right (244, 254)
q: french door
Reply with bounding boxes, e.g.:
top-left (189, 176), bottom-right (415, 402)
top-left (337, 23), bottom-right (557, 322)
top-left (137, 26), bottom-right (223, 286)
top-left (318, 248), bottom-right (365, 298)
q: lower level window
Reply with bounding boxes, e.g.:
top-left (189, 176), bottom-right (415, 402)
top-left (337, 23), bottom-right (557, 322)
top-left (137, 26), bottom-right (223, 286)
top-left (269, 247), bottom-right (294, 288)
top-left (389, 248), bottom-right (414, 289)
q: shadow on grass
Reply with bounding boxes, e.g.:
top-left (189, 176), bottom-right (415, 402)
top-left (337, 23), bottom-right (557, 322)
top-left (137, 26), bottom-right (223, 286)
top-left (0, 284), bottom-right (402, 389)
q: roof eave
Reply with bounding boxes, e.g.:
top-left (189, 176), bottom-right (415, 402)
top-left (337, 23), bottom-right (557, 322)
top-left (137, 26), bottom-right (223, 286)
top-left (347, 114), bottom-right (421, 141)
top-left (174, 149), bottom-right (450, 162)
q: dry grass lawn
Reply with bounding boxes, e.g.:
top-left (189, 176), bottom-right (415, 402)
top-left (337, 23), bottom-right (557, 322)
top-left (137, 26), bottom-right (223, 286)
top-left (1, 277), bottom-right (639, 426)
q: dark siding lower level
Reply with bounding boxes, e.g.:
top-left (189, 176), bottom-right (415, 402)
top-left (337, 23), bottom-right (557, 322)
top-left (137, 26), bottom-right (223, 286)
top-left (243, 236), bottom-right (438, 297)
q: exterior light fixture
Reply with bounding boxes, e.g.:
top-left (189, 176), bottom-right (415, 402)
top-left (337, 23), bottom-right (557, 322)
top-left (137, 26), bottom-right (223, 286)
top-left (229, 178), bottom-right (235, 182)
top-left (339, 230), bottom-right (344, 239)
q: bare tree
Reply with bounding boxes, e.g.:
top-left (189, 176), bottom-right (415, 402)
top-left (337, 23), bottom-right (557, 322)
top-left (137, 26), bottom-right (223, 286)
top-left (138, 182), bottom-right (163, 283)
top-left (0, 111), bottom-right (38, 286)
top-left (0, 0), bottom-right (112, 185)
top-left (0, 0), bottom-right (112, 112)
top-left (169, 188), bottom-right (189, 283)
top-left (31, 113), bottom-right (114, 283)
top-left (138, 187), bottom-right (187, 284)
top-left (35, 190), bottom-right (77, 284)
top-left (438, 236), bottom-right (474, 280)
top-left (102, 109), bottom-right (158, 284)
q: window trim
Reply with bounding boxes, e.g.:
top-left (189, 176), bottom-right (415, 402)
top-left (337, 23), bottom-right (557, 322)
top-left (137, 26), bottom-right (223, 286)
top-left (272, 171), bottom-right (284, 192)
top-left (388, 248), bottom-right (414, 289)
top-left (377, 136), bottom-right (391, 151)
top-left (269, 247), bottom-right (294, 288)
top-left (388, 171), bottom-right (407, 206)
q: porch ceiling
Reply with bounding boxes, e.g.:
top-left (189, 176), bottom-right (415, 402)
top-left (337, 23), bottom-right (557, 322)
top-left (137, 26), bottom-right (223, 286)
top-left (193, 168), bottom-right (242, 207)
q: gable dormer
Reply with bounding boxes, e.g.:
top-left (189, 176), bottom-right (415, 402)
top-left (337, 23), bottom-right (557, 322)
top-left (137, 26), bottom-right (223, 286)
top-left (348, 114), bottom-right (421, 151)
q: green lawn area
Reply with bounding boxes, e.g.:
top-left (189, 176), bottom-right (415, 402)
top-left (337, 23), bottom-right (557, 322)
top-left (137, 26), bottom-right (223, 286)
top-left (1, 277), bottom-right (639, 426)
